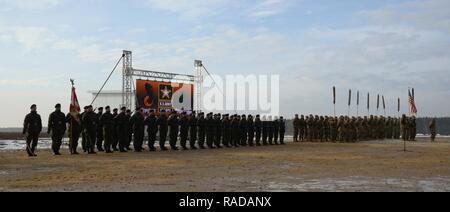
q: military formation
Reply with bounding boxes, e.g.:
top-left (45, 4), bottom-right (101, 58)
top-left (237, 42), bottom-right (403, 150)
top-left (292, 114), bottom-right (417, 143)
top-left (23, 104), bottom-right (287, 157)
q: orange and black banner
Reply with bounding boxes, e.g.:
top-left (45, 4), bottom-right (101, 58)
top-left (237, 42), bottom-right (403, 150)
top-left (136, 80), bottom-right (194, 112)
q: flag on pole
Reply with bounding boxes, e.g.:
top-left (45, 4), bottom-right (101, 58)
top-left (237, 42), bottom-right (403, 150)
top-left (377, 94), bottom-right (380, 110)
top-left (348, 89), bottom-right (352, 106)
top-left (357, 91), bottom-right (360, 106)
top-left (333, 86), bottom-right (336, 104)
top-left (409, 89), bottom-right (418, 116)
top-left (70, 79), bottom-right (81, 120)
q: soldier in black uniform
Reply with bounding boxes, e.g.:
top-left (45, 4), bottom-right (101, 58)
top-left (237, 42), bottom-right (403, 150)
top-left (100, 106), bottom-right (114, 153)
top-left (96, 107), bottom-right (104, 152)
top-left (23, 104), bottom-right (42, 157)
top-left (254, 115), bottom-right (262, 146)
top-left (179, 112), bottom-right (189, 150)
top-left (268, 116), bottom-right (274, 145)
top-left (239, 115), bottom-right (247, 146)
top-left (188, 112), bottom-right (198, 150)
top-left (205, 113), bottom-right (215, 148)
top-left (197, 112), bottom-right (206, 149)
top-left (111, 108), bottom-right (119, 151)
top-left (273, 117), bottom-right (280, 145)
top-left (82, 105), bottom-right (97, 154)
top-left (126, 109), bottom-right (133, 151)
top-left (279, 116), bottom-right (286, 145)
top-left (130, 107), bottom-right (145, 152)
top-left (221, 114), bottom-right (231, 148)
top-left (80, 106), bottom-right (88, 152)
top-left (145, 110), bottom-right (158, 151)
top-left (214, 114), bottom-right (223, 148)
top-left (168, 111), bottom-right (180, 150)
top-left (47, 103), bottom-right (67, 155)
top-left (247, 115), bottom-right (255, 146)
top-left (114, 107), bottom-right (129, 152)
top-left (157, 111), bottom-right (169, 151)
top-left (262, 116), bottom-right (268, 145)
top-left (66, 112), bottom-right (82, 155)
top-left (231, 115), bottom-right (240, 147)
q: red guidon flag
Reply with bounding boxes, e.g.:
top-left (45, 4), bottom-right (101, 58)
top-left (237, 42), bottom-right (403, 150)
top-left (70, 80), bottom-right (81, 119)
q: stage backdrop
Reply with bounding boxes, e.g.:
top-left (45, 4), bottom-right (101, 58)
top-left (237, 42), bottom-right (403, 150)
top-left (136, 80), bottom-right (194, 112)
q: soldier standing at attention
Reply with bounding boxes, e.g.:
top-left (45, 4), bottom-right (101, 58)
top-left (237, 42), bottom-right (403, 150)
top-left (273, 116), bottom-right (280, 145)
top-left (179, 112), bottom-right (189, 150)
top-left (429, 118), bottom-right (437, 142)
top-left (267, 116), bottom-right (274, 145)
top-left (168, 111), bottom-right (180, 150)
top-left (157, 111), bottom-right (169, 151)
top-left (231, 115), bottom-right (240, 147)
top-left (66, 111), bottom-right (82, 155)
top-left (254, 115), bottom-right (262, 146)
top-left (197, 112), bottom-right (206, 149)
top-left (222, 114), bottom-right (231, 148)
top-left (23, 104), bottom-right (42, 157)
top-left (188, 112), bottom-right (198, 150)
top-left (410, 117), bottom-right (417, 141)
top-left (96, 107), bottom-right (104, 152)
top-left (238, 115), bottom-right (247, 146)
top-left (130, 107), bottom-right (145, 152)
top-left (80, 106), bottom-right (88, 152)
top-left (100, 106), bottom-right (114, 153)
top-left (125, 109), bottom-right (133, 151)
top-left (114, 107), bottom-right (129, 152)
top-left (293, 114), bottom-right (300, 142)
top-left (306, 115), bottom-right (313, 142)
top-left (145, 110), bottom-right (158, 151)
top-left (48, 103), bottom-right (67, 155)
top-left (82, 105), bottom-right (97, 154)
top-left (247, 115), bottom-right (255, 146)
top-left (205, 113), bottom-right (215, 149)
top-left (300, 115), bottom-right (307, 142)
top-left (214, 114), bottom-right (223, 148)
top-left (400, 114), bottom-right (408, 142)
top-left (261, 116), bottom-right (268, 145)
top-left (279, 117), bottom-right (286, 145)
top-left (111, 108), bottom-right (119, 151)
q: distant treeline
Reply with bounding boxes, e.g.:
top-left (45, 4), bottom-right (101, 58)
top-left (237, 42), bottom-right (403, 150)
top-left (415, 117), bottom-right (450, 135)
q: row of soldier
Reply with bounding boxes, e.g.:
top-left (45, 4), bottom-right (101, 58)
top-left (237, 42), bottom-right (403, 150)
top-left (23, 104), bottom-right (287, 156)
top-left (292, 114), bottom-right (417, 143)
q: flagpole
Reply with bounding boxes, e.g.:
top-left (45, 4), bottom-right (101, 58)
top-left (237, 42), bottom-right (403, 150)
top-left (70, 79), bottom-right (74, 154)
top-left (357, 91), bottom-right (359, 117)
top-left (333, 86), bottom-right (336, 117)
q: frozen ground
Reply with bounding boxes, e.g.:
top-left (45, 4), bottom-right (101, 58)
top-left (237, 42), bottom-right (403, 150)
top-left (1, 137), bottom-right (449, 192)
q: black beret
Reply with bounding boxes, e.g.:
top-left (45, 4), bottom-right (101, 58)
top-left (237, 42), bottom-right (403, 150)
top-left (113, 108), bottom-right (118, 112)
top-left (105, 106), bottom-right (110, 110)
top-left (30, 104), bottom-right (37, 109)
top-left (55, 103), bottom-right (61, 108)
top-left (98, 107), bottom-right (104, 110)
top-left (121, 107), bottom-right (126, 110)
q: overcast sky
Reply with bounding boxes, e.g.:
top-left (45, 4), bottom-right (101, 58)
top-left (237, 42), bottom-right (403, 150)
top-left (1, 0), bottom-right (449, 127)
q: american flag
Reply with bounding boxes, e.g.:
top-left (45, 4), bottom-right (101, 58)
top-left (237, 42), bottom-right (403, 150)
top-left (408, 89), bottom-right (417, 116)
top-left (70, 79), bottom-right (81, 120)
